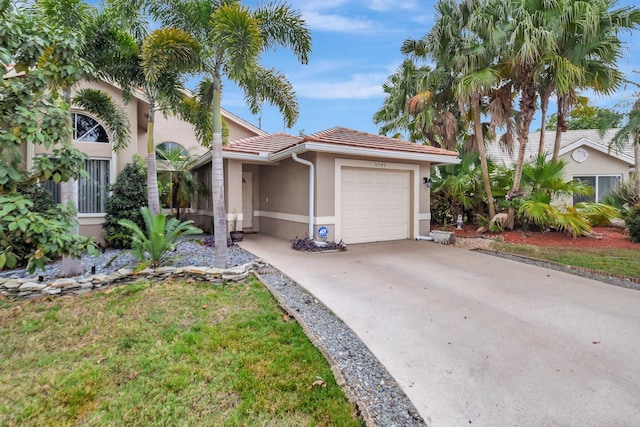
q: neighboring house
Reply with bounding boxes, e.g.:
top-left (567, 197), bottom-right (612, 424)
top-left (19, 78), bottom-right (266, 243)
top-left (487, 129), bottom-right (636, 204)
top-left (188, 127), bottom-right (459, 244)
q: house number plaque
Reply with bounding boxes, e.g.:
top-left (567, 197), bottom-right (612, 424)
top-left (374, 162), bottom-right (387, 168)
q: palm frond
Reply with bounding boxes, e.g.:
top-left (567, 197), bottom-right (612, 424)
top-left (141, 28), bottom-right (201, 83)
top-left (254, 2), bottom-right (311, 64)
top-left (72, 88), bottom-right (131, 151)
top-left (237, 67), bottom-right (299, 128)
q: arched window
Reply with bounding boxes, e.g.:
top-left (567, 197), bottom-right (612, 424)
top-left (156, 141), bottom-right (188, 160)
top-left (73, 113), bottom-right (109, 143)
top-left (43, 113), bottom-right (111, 213)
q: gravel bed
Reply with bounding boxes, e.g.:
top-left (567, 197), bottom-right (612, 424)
top-left (0, 237), bottom-right (425, 426)
top-left (0, 236), bottom-right (256, 282)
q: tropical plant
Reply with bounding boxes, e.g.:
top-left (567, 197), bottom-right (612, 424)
top-left (118, 206), bottom-right (203, 268)
top-left (575, 202), bottom-right (619, 227)
top-left (609, 98), bottom-right (640, 200)
top-left (156, 146), bottom-right (205, 221)
top-left (0, 2), bottom-right (100, 273)
top-left (431, 151), bottom-right (487, 225)
top-left (152, 0), bottom-right (312, 268)
top-left (103, 156), bottom-right (148, 248)
top-left (99, 2), bottom-right (201, 216)
top-left (602, 177), bottom-right (640, 218)
top-left (626, 205), bottom-right (640, 243)
top-left (25, 0), bottom-right (134, 276)
top-left (545, 0), bottom-right (637, 161)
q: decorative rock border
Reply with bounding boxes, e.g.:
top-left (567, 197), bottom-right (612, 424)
top-left (0, 260), bottom-right (266, 299)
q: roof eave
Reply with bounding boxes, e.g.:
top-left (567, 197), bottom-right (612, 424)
top-left (271, 142), bottom-right (460, 164)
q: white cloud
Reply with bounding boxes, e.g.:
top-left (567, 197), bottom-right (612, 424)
top-left (302, 10), bottom-right (373, 33)
top-left (368, 0), bottom-right (417, 11)
top-left (294, 72), bottom-right (387, 99)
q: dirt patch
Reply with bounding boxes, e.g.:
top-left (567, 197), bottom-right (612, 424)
top-left (451, 225), bottom-right (637, 250)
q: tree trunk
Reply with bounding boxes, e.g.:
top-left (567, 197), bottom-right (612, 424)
top-left (212, 75), bottom-right (228, 268)
top-left (146, 100), bottom-right (161, 215)
top-left (538, 87), bottom-right (551, 156)
top-left (508, 74), bottom-right (537, 230)
top-left (60, 86), bottom-right (83, 277)
top-left (553, 94), bottom-right (569, 161)
top-left (635, 143), bottom-right (640, 200)
top-left (472, 95), bottom-right (496, 219)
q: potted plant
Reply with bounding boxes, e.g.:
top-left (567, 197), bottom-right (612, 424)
top-left (229, 210), bottom-right (244, 242)
top-left (431, 220), bottom-right (454, 244)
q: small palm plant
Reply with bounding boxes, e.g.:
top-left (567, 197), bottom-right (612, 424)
top-left (118, 207), bottom-right (202, 268)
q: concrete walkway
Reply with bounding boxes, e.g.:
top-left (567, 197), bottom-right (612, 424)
top-left (239, 235), bottom-right (640, 426)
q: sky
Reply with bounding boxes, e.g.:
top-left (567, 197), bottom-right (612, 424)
top-left (216, 0), bottom-right (640, 137)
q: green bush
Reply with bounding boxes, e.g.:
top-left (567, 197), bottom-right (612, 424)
top-left (0, 191), bottom-right (97, 273)
top-left (103, 157), bottom-right (148, 248)
top-left (626, 205), bottom-right (640, 243)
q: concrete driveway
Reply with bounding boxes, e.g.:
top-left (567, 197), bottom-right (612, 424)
top-left (239, 235), bottom-right (640, 426)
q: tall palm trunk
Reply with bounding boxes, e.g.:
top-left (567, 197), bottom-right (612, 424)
top-left (60, 87), bottom-right (84, 277)
top-left (538, 86), bottom-right (552, 156)
top-left (211, 74), bottom-right (228, 268)
top-left (472, 95), bottom-right (496, 219)
top-left (146, 98), bottom-right (161, 215)
top-left (553, 94), bottom-right (570, 161)
top-left (509, 75), bottom-right (537, 229)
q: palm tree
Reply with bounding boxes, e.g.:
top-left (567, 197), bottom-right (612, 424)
top-left (373, 59), bottom-right (462, 148)
top-left (101, 1), bottom-right (201, 215)
top-left (402, 0), bottom-right (500, 219)
top-left (156, 146), bottom-right (206, 221)
top-left (548, 0), bottom-right (638, 161)
top-left (152, 0), bottom-right (311, 268)
top-left (610, 99), bottom-right (640, 200)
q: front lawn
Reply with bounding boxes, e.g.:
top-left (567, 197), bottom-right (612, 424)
top-left (0, 278), bottom-right (363, 426)
top-left (494, 244), bottom-right (640, 279)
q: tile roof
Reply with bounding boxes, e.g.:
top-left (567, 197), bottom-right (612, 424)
top-left (224, 132), bottom-right (301, 155)
top-left (303, 127), bottom-right (458, 157)
top-left (222, 127), bottom-right (459, 158)
top-left (487, 129), bottom-right (634, 166)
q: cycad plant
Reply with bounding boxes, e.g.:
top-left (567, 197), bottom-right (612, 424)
top-left (118, 207), bottom-right (202, 268)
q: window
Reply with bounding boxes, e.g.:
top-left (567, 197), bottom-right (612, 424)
top-left (573, 175), bottom-right (621, 204)
top-left (73, 113), bottom-right (109, 143)
top-left (79, 159), bottom-right (110, 213)
top-left (156, 141), bottom-right (188, 160)
top-left (41, 113), bottom-right (111, 212)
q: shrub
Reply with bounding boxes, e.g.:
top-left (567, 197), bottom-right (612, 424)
top-left (103, 157), bottom-right (148, 248)
top-left (290, 236), bottom-right (347, 252)
top-left (626, 205), bottom-right (640, 243)
top-left (0, 192), bottom-right (97, 273)
top-left (119, 207), bottom-right (203, 268)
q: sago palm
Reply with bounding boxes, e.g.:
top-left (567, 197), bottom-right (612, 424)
top-left (119, 206), bottom-right (202, 268)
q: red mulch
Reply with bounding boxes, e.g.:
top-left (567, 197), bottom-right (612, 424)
top-left (454, 225), bottom-right (639, 250)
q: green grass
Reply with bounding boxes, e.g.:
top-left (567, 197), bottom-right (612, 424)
top-left (0, 278), bottom-right (363, 427)
top-left (494, 244), bottom-right (640, 279)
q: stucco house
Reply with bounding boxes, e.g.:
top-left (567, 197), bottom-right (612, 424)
top-left (17, 78), bottom-right (266, 242)
top-left (487, 129), bottom-right (636, 204)
top-left (188, 128), bottom-right (459, 244)
top-left (12, 73), bottom-right (461, 245)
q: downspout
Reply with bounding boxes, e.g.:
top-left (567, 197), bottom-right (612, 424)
top-left (292, 152), bottom-right (314, 240)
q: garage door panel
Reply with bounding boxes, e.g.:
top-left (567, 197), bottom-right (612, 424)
top-left (341, 168), bottom-right (410, 244)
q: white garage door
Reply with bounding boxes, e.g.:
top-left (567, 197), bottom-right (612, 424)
top-left (341, 167), bottom-right (410, 244)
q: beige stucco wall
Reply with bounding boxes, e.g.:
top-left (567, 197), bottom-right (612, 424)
top-left (153, 114), bottom-right (205, 157)
top-left (560, 147), bottom-right (631, 181)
